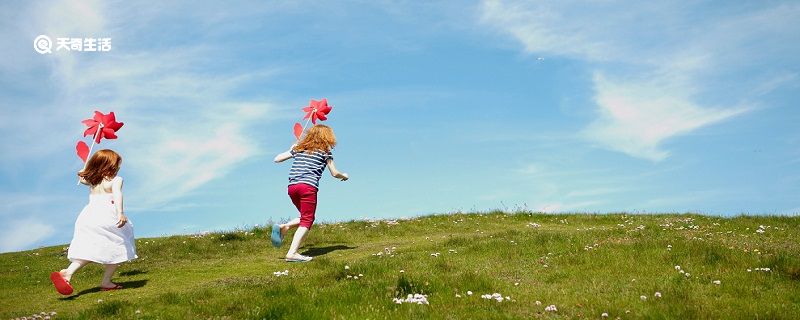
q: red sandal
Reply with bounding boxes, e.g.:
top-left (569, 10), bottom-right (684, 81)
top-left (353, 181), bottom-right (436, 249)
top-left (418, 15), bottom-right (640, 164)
top-left (101, 284), bottom-right (123, 291)
top-left (50, 271), bottom-right (74, 295)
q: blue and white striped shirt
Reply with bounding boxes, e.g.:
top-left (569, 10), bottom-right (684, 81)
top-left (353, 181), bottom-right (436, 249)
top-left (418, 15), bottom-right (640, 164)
top-left (288, 149), bottom-right (333, 188)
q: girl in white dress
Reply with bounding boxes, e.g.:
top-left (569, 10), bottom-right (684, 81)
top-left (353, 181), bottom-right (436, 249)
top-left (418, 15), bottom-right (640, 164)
top-left (50, 149), bottom-right (137, 295)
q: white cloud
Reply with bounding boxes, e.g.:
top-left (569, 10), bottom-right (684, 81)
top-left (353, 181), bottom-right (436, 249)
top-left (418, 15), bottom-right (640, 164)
top-left (539, 203), bottom-right (561, 213)
top-left (480, 0), bottom-right (799, 160)
top-left (125, 104), bottom-right (269, 208)
top-left (512, 162), bottom-right (620, 212)
top-left (537, 201), bottom-right (604, 213)
top-left (1, 0), bottom-right (297, 250)
top-left (583, 74), bottom-right (747, 161)
top-left (517, 163), bottom-right (540, 175)
top-left (0, 193), bottom-right (73, 216)
top-left (0, 218), bottom-right (55, 253)
top-left (1, 1), bottom-right (280, 210)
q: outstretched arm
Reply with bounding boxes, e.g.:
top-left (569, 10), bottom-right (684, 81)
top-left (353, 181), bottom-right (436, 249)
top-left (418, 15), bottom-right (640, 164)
top-left (111, 177), bottom-right (128, 228)
top-left (327, 158), bottom-right (349, 181)
top-left (274, 145), bottom-right (297, 163)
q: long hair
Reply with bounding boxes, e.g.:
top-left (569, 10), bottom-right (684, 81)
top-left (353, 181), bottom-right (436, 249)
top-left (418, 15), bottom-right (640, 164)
top-left (294, 124), bottom-right (336, 154)
top-left (78, 149), bottom-right (122, 186)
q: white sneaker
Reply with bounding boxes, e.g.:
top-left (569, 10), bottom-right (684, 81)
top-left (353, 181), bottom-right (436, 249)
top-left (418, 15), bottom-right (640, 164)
top-left (286, 254), bottom-right (313, 262)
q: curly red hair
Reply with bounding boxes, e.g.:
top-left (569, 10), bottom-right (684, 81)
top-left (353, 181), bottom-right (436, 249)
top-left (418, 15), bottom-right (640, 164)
top-left (294, 124), bottom-right (336, 154)
top-left (78, 149), bottom-right (122, 186)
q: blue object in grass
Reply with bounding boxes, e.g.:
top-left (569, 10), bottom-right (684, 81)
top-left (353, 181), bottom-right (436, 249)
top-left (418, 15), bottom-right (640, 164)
top-left (271, 224), bottom-right (282, 248)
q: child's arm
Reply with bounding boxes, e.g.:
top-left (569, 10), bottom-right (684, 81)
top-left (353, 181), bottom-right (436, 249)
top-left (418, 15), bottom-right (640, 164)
top-left (273, 145), bottom-right (297, 163)
top-left (327, 159), bottom-right (349, 181)
top-left (111, 177), bottom-right (128, 228)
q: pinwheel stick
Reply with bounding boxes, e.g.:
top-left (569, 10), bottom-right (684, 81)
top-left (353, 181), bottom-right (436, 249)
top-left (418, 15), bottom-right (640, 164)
top-left (296, 108), bottom-right (316, 142)
top-left (77, 123), bottom-right (103, 184)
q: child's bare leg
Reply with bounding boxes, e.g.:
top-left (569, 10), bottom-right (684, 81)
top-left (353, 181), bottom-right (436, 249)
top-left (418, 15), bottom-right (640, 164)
top-left (285, 226), bottom-right (309, 258)
top-left (279, 218), bottom-right (301, 238)
top-left (101, 264), bottom-right (119, 287)
top-left (62, 259), bottom-right (90, 281)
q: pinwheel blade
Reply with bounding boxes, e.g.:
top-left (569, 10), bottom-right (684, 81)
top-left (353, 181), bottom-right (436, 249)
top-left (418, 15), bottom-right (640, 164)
top-left (293, 122), bottom-right (303, 139)
top-left (102, 127), bottom-right (118, 140)
top-left (83, 126), bottom-right (99, 138)
top-left (76, 141), bottom-right (89, 162)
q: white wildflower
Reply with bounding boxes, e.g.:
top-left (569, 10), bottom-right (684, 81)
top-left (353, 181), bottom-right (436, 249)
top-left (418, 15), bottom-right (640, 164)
top-left (654, 292), bottom-right (662, 298)
top-left (640, 295), bottom-right (647, 301)
top-left (467, 291), bottom-right (473, 296)
top-left (273, 270), bottom-right (289, 277)
top-left (545, 304), bottom-right (557, 312)
top-left (712, 280), bottom-right (721, 285)
top-left (393, 293), bottom-right (429, 305)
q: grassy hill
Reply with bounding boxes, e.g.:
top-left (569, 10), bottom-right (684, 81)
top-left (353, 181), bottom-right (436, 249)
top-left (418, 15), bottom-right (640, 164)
top-left (1, 212), bottom-right (799, 319)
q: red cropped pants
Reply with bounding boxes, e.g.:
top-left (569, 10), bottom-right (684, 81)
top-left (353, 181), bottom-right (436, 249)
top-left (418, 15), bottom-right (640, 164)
top-left (288, 183), bottom-right (318, 229)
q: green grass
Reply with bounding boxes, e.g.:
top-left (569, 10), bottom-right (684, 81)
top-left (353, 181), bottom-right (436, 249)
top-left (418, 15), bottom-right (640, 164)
top-left (1, 212), bottom-right (799, 319)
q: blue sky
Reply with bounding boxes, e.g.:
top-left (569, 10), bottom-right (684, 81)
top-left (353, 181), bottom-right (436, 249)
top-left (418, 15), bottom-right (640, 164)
top-left (1, 0), bottom-right (798, 253)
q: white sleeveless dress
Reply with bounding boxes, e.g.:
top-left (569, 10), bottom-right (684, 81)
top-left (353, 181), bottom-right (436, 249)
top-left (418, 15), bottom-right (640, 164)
top-left (67, 192), bottom-right (137, 264)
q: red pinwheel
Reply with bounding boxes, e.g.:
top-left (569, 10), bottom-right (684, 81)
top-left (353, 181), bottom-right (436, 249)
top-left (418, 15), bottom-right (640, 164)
top-left (82, 111), bottom-right (124, 144)
top-left (302, 98), bottom-right (332, 124)
top-left (293, 98), bottom-right (333, 140)
top-left (75, 110), bottom-right (124, 163)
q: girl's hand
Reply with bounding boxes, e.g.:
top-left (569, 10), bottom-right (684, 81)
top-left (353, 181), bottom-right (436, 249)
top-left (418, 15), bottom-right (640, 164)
top-left (116, 214), bottom-right (128, 228)
top-left (339, 173), bottom-right (349, 181)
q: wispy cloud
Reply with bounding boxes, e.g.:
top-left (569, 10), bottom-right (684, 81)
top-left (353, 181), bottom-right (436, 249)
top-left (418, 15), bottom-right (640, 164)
top-left (480, 0), bottom-right (799, 160)
top-left (2, 1), bottom-right (280, 210)
top-left (61, 47), bottom-right (278, 208)
top-left (583, 73), bottom-right (747, 160)
top-left (0, 218), bottom-right (55, 252)
top-left (512, 162), bottom-right (621, 213)
top-left (537, 201), bottom-right (605, 214)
